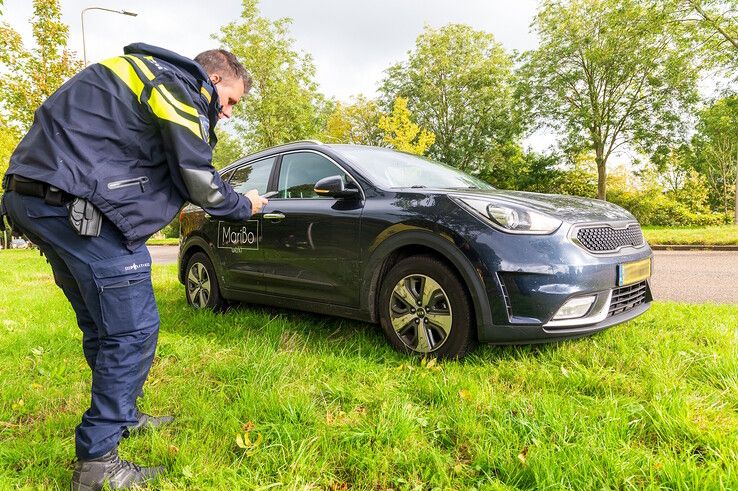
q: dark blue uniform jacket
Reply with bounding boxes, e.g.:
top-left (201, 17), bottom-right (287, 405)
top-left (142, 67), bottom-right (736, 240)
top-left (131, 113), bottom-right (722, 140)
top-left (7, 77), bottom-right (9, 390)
top-left (7, 43), bottom-right (252, 248)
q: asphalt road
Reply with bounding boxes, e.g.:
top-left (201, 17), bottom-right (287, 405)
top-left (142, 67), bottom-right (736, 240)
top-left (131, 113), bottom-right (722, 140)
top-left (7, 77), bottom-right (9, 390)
top-left (149, 246), bottom-right (737, 304)
top-left (650, 250), bottom-right (738, 304)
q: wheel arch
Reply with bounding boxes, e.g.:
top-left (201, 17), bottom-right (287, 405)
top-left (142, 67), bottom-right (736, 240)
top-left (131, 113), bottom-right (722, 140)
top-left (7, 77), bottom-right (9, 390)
top-left (178, 235), bottom-right (222, 285)
top-left (361, 230), bottom-right (493, 335)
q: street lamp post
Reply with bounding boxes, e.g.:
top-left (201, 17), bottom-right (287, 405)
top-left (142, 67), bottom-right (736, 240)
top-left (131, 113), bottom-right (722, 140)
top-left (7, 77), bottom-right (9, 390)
top-left (81, 7), bottom-right (138, 66)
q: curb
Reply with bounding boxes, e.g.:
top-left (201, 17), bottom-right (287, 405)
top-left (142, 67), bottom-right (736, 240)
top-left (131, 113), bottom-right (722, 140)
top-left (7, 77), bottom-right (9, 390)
top-left (651, 244), bottom-right (738, 251)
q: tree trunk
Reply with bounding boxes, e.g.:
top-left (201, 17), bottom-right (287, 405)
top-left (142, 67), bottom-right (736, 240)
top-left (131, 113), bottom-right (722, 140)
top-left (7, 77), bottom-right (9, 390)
top-left (735, 147), bottom-right (738, 224)
top-left (595, 145), bottom-right (607, 201)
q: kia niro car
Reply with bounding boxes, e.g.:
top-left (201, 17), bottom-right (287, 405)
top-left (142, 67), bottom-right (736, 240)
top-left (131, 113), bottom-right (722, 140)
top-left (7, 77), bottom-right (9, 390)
top-left (178, 141), bottom-right (653, 358)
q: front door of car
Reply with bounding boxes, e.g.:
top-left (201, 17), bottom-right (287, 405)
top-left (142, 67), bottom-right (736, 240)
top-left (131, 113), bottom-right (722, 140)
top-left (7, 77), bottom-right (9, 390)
top-left (259, 151), bottom-right (364, 306)
top-left (216, 156), bottom-right (276, 294)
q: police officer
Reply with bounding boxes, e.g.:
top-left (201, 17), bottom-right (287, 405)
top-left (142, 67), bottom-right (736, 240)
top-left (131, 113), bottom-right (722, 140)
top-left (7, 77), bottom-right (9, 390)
top-left (1, 44), bottom-right (268, 490)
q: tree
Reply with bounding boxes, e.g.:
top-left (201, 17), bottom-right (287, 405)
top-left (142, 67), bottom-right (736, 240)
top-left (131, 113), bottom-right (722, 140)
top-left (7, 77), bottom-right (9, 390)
top-left (668, 0), bottom-right (738, 71)
top-left (522, 0), bottom-right (699, 200)
top-left (322, 95), bottom-right (384, 146)
top-left (211, 127), bottom-right (246, 170)
top-left (378, 97), bottom-right (435, 155)
top-left (690, 96), bottom-right (738, 221)
top-left (215, 0), bottom-right (328, 152)
top-left (380, 24), bottom-right (520, 172)
top-left (0, 115), bottom-right (19, 178)
top-left (0, 0), bottom-right (83, 133)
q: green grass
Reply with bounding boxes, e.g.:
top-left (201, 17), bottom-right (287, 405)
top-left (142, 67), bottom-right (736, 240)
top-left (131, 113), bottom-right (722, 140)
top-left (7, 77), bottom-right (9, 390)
top-left (1, 251), bottom-right (737, 489)
top-left (643, 224), bottom-right (738, 246)
top-left (146, 237), bottom-right (180, 246)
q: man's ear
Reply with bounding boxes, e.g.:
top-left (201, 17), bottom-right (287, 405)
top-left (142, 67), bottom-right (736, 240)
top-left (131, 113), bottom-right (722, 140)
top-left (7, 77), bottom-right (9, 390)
top-left (209, 74), bottom-right (222, 85)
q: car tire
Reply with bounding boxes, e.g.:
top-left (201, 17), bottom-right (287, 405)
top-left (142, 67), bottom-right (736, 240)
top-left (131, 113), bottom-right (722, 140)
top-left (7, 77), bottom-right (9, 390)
top-left (185, 252), bottom-right (226, 311)
top-left (378, 255), bottom-right (477, 359)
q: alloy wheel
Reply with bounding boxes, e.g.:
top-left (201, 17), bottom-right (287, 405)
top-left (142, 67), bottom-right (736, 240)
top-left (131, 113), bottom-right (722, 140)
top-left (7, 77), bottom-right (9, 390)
top-left (389, 274), bottom-right (453, 353)
top-left (187, 262), bottom-right (211, 309)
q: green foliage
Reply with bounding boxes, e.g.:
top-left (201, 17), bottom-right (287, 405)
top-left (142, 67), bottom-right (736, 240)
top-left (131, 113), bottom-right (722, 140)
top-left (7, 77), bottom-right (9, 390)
top-left (609, 188), bottom-right (730, 226)
top-left (380, 24), bottom-right (520, 172)
top-left (0, 114), bottom-right (19, 178)
top-left (667, 169), bottom-right (711, 213)
top-left (215, 0), bottom-right (328, 152)
top-left (158, 218), bottom-right (180, 239)
top-left (689, 96), bottom-right (738, 221)
top-left (494, 150), bottom-right (598, 197)
top-left (522, 0), bottom-right (700, 200)
top-left (2, 251), bottom-right (738, 488)
top-left (321, 95), bottom-right (384, 146)
top-left (211, 127), bottom-right (246, 170)
top-left (0, 0), bottom-right (83, 133)
top-left (669, 0), bottom-right (738, 72)
top-left (378, 97), bottom-right (435, 155)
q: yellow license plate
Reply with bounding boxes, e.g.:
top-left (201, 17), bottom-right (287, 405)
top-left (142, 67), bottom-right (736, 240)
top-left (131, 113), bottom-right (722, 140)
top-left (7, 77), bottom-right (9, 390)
top-left (617, 258), bottom-right (651, 286)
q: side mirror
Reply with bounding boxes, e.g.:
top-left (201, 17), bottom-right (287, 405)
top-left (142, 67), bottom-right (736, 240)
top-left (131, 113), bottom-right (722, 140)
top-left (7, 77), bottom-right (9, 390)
top-left (314, 175), bottom-right (360, 199)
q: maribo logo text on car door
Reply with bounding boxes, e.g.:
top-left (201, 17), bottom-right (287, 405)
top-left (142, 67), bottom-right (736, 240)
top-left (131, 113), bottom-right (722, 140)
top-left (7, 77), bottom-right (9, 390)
top-left (217, 220), bottom-right (260, 251)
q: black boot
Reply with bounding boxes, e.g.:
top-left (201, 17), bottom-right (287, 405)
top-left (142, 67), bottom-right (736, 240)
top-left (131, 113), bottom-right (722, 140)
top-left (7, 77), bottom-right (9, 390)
top-left (125, 409), bottom-right (175, 437)
top-left (71, 447), bottom-right (164, 491)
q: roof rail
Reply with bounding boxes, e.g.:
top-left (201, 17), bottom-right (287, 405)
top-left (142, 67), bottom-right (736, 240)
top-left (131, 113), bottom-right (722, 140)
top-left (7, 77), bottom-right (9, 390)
top-left (264, 139), bottom-right (323, 152)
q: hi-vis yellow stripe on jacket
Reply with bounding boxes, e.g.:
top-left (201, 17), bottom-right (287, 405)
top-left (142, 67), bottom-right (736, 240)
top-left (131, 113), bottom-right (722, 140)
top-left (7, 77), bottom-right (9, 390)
top-left (101, 54), bottom-right (204, 140)
top-left (7, 43), bottom-right (252, 247)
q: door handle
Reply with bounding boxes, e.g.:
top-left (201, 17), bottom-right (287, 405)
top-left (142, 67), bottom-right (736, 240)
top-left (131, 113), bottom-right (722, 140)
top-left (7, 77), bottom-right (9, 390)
top-left (263, 212), bottom-right (285, 221)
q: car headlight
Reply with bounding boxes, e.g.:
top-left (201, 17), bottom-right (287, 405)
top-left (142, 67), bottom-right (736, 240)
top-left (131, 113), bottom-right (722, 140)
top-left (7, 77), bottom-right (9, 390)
top-left (451, 196), bottom-right (562, 235)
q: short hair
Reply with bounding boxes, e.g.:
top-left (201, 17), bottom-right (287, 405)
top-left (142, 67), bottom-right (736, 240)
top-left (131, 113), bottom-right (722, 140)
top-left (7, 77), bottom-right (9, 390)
top-left (194, 49), bottom-right (252, 92)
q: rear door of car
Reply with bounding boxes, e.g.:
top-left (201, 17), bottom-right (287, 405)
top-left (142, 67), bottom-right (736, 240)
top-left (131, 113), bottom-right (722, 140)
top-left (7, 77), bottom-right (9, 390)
top-left (216, 156), bottom-right (277, 294)
top-left (259, 150), bottom-right (364, 306)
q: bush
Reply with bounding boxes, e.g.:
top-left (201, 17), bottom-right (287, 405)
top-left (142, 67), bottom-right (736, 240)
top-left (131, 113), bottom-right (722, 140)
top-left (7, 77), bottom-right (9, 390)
top-left (609, 189), bottom-right (731, 226)
top-left (158, 217), bottom-right (180, 239)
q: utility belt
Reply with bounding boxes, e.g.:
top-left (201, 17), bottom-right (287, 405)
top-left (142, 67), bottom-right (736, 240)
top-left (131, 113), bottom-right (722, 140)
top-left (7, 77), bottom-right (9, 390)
top-left (2, 175), bottom-right (103, 237)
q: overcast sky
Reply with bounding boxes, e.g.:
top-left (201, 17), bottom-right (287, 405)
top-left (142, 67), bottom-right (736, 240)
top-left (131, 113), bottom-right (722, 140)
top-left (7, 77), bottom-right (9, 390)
top-left (1, 0), bottom-right (540, 100)
top-left (1, 0), bottom-right (557, 149)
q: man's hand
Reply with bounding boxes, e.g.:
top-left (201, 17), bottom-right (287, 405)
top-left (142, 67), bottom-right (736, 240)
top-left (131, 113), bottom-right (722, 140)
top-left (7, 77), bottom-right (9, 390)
top-left (245, 189), bottom-right (269, 215)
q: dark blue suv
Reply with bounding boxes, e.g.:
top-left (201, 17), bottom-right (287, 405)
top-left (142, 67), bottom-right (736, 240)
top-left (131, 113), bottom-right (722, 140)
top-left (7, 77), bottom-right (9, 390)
top-left (179, 141), bottom-right (653, 358)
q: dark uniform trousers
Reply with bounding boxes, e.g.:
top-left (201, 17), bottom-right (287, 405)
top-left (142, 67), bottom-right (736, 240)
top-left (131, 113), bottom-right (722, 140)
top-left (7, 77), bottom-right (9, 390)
top-left (4, 191), bottom-right (159, 459)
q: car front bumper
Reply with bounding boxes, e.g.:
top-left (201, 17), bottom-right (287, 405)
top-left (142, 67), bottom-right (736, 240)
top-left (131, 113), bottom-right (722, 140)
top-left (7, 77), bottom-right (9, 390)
top-left (470, 224), bottom-right (654, 344)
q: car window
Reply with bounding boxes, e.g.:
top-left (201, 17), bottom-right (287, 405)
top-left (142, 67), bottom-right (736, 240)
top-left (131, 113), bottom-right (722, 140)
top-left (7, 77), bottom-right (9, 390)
top-left (277, 152), bottom-right (348, 199)
top-left (229, 157), bottom-right (275, 195)
top-left (220, 169), bottom-right (234, 183)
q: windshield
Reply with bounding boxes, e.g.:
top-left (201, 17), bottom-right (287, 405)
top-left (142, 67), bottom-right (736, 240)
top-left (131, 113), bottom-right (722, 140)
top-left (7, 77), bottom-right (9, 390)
top-left (332, 146), bottom-right (494, 190)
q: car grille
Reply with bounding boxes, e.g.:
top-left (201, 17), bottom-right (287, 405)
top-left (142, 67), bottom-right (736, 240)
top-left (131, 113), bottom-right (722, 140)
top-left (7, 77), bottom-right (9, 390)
top-left (608, 281), bottom-right (648, 317)
top-left (575, 223), bottom-right (644, 253)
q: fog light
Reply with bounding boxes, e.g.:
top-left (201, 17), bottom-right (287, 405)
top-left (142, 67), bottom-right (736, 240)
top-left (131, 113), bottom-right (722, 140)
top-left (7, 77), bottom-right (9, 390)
top-left (552, 295), bottom-right (596, 320)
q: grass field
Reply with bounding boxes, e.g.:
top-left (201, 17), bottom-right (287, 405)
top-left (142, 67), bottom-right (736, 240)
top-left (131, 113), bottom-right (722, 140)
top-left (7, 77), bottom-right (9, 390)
top-left (643, 225), bottom-right (738, 246)
top-left (146, 237), bottom-right (180, 246)
top-left (0, 250), bottom-right (737, 489)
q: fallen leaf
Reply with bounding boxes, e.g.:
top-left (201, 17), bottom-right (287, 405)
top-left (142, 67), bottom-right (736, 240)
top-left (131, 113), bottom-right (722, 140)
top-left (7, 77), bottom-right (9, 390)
top-left (426, 358), bottom-right (437, 369)
top-left (518, 446), bottom-right (529, 465)
top-left (236, 433), bottom-right (246, 449)
top-left (168, 445), bottom-right (179, 455)
top-left (560, 366), bottom-right (569, 377)
top-left (459, 389), bottom-right (471, 400)
top-left (242, 421), bottom-right (255, 432)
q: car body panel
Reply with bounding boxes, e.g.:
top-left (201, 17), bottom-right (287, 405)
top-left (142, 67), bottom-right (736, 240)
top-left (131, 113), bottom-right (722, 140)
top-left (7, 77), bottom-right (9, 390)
top-left (179, 142), bottom-right (653, 346)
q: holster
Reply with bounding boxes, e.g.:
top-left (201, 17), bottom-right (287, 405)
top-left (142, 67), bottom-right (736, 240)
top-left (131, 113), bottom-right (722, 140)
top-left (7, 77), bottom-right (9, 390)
top-left (68, 197), bottom-right (102, 237)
